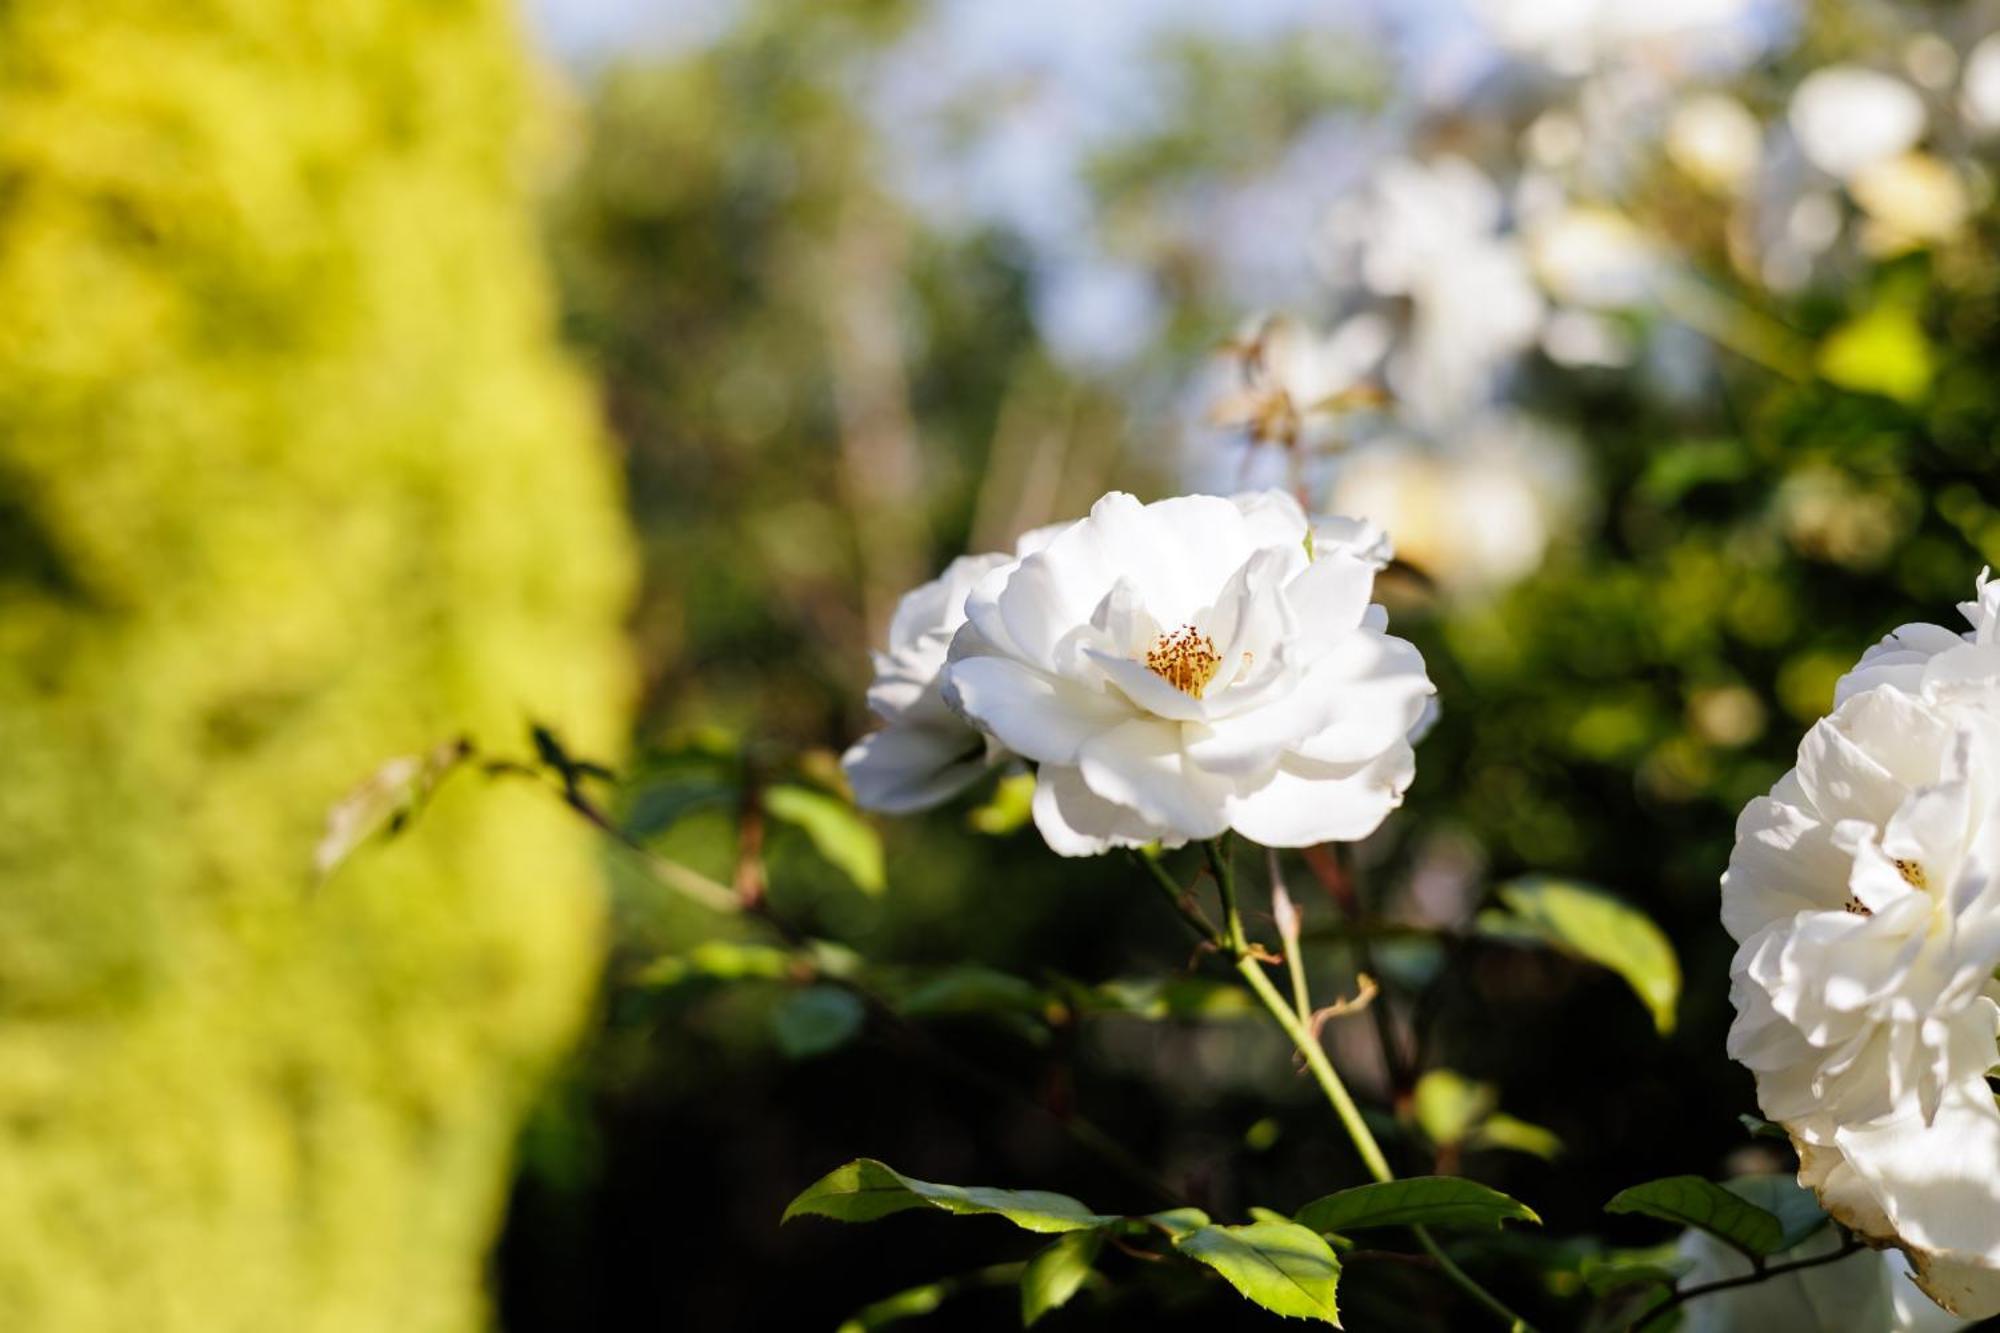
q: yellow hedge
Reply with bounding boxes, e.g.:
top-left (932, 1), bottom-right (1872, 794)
top-left (0, 1), bottom-right (631, 1328)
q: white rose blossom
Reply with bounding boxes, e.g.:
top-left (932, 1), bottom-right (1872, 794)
top-left (1724, 574), bottom-right (2000, 1317)
top-left (939, 490), bottom-right (1431, 856)
top-left (842, 524), bottom-right (1071, 813)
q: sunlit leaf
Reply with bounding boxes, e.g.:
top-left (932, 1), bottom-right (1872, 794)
top-left (1070, 976), bottom-right (1256, 1021)
top-left (784, 1159), bottom-right (1117, 1233)
top-left (1173, 1221), bottom-right (1341, 1324)
top-left (1818, 303), bottom-right (1932, 404)
top-left (1141, 1208), bottom-right (1212, 1238)
top-left (1471, 1113), bottom-right (1565, 1161)
top-left (1413, 1070), bottom-right (1497, 1148)
top-left (771, 984), bottom-right (866, 1058)
top-left (968, 771), bottom-right (1037, 836)
top-left (835, 1279), bottom-right (951, 1332)
top-left (1605, 1176), bottom-right (1783, 1258)
top-left (1295, 1177), bottom-right (1539, 1235)
top-left (765, 783), bottom-right (886, 895)
top-left (636, 940), bottom-right (796, 989)
top-left (1021, 1230), bottom-right (1101, 1326)
top-left (1492, 879), bottom-right (1681, 1035)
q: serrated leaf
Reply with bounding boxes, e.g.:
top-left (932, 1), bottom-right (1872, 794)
top-left (771, 984), bottom-right (866, 1058)
top-left (1472, 1113), bottom-right (1565, 1161)
top-left (1174, 1221), bottom-right (1342, 1324)
top-left (1022, 1230), bottom-right (1101, 1326)
top-left (1494, 879), bottom-right (1681, 1034)
top-left (1295, 1177), bottom-right (1540, 1236)
top-left (1605, 1176), bottom-right (1783, 1258)
top-left (1721, 1175), bottom-right (1826, 1252)
top-left (1413, 1070), bottom-right (1497, 1148)
top-left (765, 783), bottom-right (886, 895)
top-left (784, 1159), bottom-right (1118, 1233)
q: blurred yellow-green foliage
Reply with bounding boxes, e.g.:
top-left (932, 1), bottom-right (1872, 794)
top-left (0, 1), bottom-right (630, 1328)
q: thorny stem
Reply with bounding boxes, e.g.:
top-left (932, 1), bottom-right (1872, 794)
top-left (1199, 840), bottom-right (1536, 1333)
top-left (1633, 1234), bottom-right (1868, 1331)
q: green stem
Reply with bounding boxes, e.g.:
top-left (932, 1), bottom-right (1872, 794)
top-left (1206, 841), bottom-right (1535, 1333)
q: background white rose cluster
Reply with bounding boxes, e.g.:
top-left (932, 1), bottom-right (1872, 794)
top-left (1723, 573), bottom-right (2000, 1318)
top-left (844, 489), bottom-right (1433, 857)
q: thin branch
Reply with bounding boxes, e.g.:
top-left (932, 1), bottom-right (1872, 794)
top-left (1632, 1234), bottom-right (1868, 1331)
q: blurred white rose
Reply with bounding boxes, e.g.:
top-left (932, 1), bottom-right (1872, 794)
top-left (1529, 206), bottom-right (1660, 309)
top-left (1961, 34), bottom-right (2000, 133)
top-left (1789, 66), bottom-right (1927, 182)
top-left (1668, 92), bottom-right (1763, 193)
top-left (1330, 413), bottom-right (1585, 595)
top-left (1850, 153), bottom-right (1970, 252)
top-left (942, 491), bottom-right (1432, 855)
top-left (1323, 157), bottom-right (1545, 426)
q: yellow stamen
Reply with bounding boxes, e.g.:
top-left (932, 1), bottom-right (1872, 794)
top-left (1894, 858), bottom-right (1928, 890)
top-left (1146, 625), bottom-right (1221, 698)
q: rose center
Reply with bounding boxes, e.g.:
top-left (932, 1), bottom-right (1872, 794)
top-left (1146, 625), bottom-right (1220, 698)
top-left (1894, 858), bottom-right (1928, 891)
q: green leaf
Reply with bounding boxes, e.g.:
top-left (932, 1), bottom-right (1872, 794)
top-left (771, 984), bottom-right (866, 1058)
top-left (1295, 1177), bottom-right (1540, 1236)
top-left (968, 771), bottom-right (1037, 835)
top-left (1578, 1256), bottom-right (1693, 1298)
top-left (1494, 879), bottom-right (1681, 1034)
top-left (836, 1279), bottom-right (952, 1332)
top-left (1412, 1070), bottom-right (1497, 1148)
top-left (1141, 1207), bottom-right (1211, 1239)
top-left (636, 940), bottom-right (795, 989)
top-left (1173, 1221), bottom-right (1341, 1324)
top-left (1605, 1176), bottom-right (1783, 1258)
top-left (1471, 1113), bottom-right (1565, 1161)
top-left (784, 1159), bottom-right (1118, 1233)
top-left (1070, 976), bottom-right (1256, 1020)
top-left (1737, 1113), bottom-right (1787, 1142)
top-left (1021, 1230), bottom-right (1101, 1326)
top-left (764, 783), bottom-right (886, 895)
top-left (1819, 303), bottom-right (1933, 404)
top-left (894, 965), bottom-right (1047, 1020)
top-left (1722, 1175), bottom-right (1827, 1252)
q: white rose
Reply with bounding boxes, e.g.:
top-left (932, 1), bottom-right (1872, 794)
top-left (941, 490), bottom-right (1433, 856)
top-left (842, 523), bottom-right (1075, 814)
top-left (1837, 569), bottom-right (2000, 707)
top-left (1788, 66), bottom-right (1928, 183)
top-left (1723, 678), bottom-right (2000, 1317)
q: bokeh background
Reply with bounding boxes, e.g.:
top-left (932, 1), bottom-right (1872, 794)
top-left (6, 0), bottom-right (2000, 1328)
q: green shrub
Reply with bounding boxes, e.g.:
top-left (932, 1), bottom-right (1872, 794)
top-left (0, 2), bottom-right (631, 1328)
